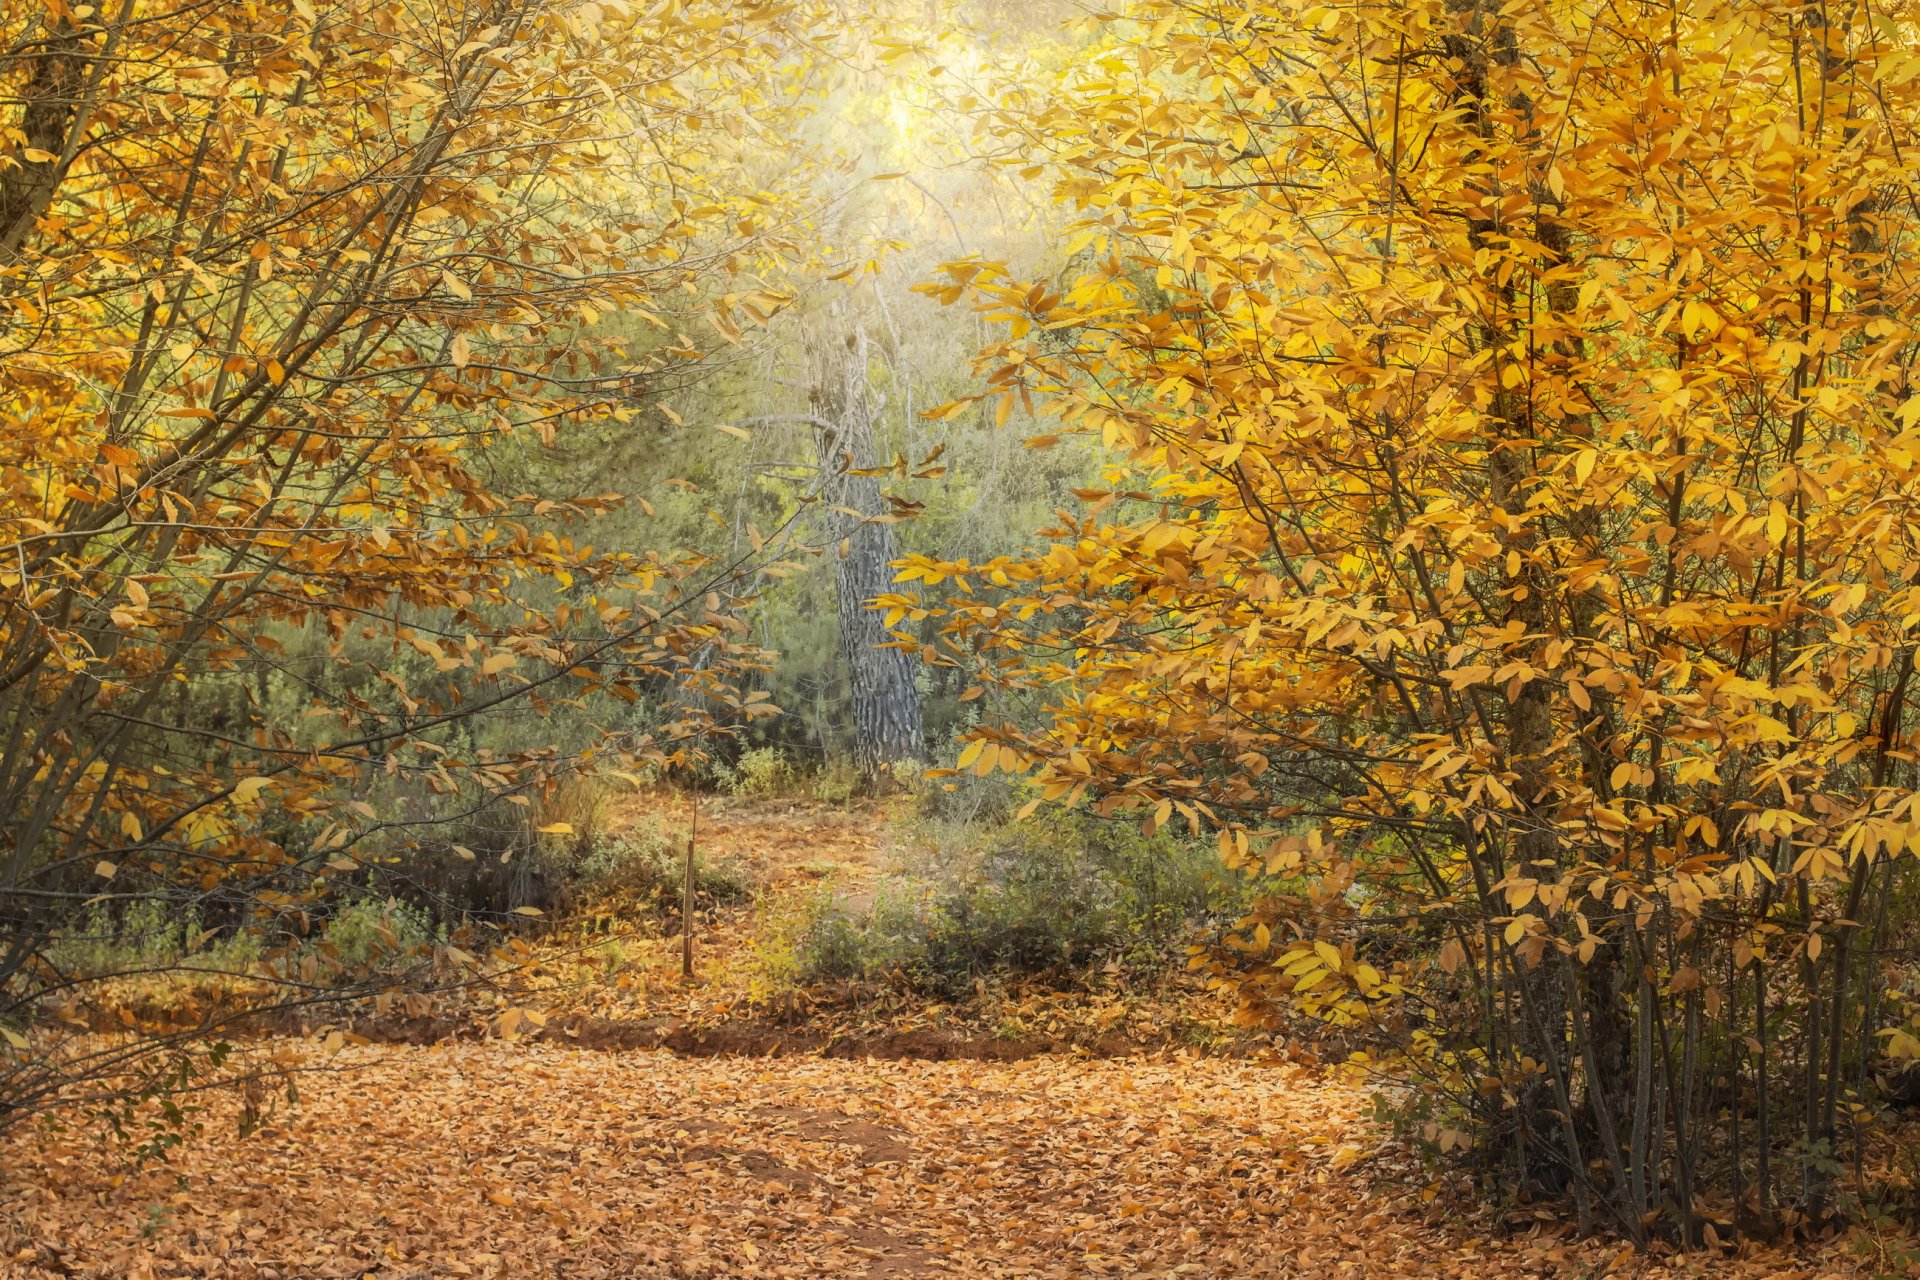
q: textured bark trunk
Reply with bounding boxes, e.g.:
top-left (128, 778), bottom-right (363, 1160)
top-left (1442, 0), bottom-right (1592, 1208)
top-left (809, 320), bottom-right (924, 784)
top-left (0, 21), bottom-right (89, 264)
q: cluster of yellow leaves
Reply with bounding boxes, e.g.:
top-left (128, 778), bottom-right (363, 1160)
top-left (902, 0), bottom-right (1920, 1218)
top-left (0, 0), bottom-right (818, 1043)
top-left (915, 0), bottom-right (1920, 974)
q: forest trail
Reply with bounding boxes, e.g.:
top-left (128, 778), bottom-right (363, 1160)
top-left (605, 793), bottom-right (892, 901)
top-left (524, 791), bottom-right (901, 1033)
top-left (0, 803), bottom-right (1877, 1279)
top-left (2, 1037), bottom-right (1848, 1280)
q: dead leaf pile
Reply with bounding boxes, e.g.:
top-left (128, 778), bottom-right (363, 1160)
top-left (0, 1043), bottom-right (1881, 1278)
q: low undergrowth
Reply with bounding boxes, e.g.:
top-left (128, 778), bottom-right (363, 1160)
top-left (545, 817), bottom-right (750, 919)
top-left (789, 810), bottom-right (1253, 1001)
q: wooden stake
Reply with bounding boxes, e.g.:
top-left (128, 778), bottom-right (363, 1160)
top-left (681, 795), bottom-right (698, 978)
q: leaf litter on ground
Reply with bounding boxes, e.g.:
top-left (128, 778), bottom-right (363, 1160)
top-left (0, 1040), bottom-right (1888, 1279)
top-left (2, 798), bottom-right (1903, 1279)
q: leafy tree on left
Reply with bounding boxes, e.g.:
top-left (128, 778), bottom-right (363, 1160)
top-left (0, 0), bottom-right (812, 1124)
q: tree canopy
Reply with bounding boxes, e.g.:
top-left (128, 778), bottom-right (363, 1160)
top-left (909, 0), bottom-right (1920, 1239)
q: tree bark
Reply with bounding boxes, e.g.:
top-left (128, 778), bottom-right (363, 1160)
top-left (808, 318), bottom-right (924, 784)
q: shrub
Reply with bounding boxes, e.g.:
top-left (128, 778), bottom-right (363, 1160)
top-left (40, 892), bottom-right (433, 992)
top-left (314, 897), bottom-right (436, 979)
top-left (730, 747), bottom-right (796, 799)
top-left (796, 810), bottom-right (1244, 998)
top-left (807, 758), bottom-right (864, 807)
top-left (545, 820), bottom-right (748, 915)
top-left (914, 731), bottom-right (1017, 825)
top-left (722, 748), bottom-right (863, 806)
top-left (44, 900), bottom-right (262, 982)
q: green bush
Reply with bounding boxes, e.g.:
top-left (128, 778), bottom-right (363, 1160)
top-left (912, 763), bottom-right (1017, 825)
top-left (722, 747), bottom-right (862, 806)
top-left (807, 757), bottom-right (863, 807)
top-left (796, 810), bottom-right (1245, 998)
top-left (545, 820), bottom-right (748, 913)
top-left (45, 899), bottom-right (262, 981)
top-left (729, 747), bottom-right (796, 798)
top-left (42, 893), bottom-right (433, 988)
top-left (315, 897), bottom-right (435, 977)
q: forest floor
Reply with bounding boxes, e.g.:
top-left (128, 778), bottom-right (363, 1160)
top-left (0, 796), bottom-right (1905, 1279)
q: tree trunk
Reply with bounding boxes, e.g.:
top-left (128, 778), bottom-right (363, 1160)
top-left (809, 318), bottom-right (924, 784)
top-left (0, 14), bottom-right (94, 265)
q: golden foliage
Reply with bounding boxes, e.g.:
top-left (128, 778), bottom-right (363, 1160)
top-left (0, 0), bottom-right (812, 1094)
top-left (911, 0), bottom-right (1920, 1233)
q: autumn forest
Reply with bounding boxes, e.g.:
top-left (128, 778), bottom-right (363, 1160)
top-left (3, 0), bottom-right (1920, 1275)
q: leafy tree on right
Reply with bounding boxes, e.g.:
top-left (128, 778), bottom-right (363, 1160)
top-left (911, 0), bottom-right (1920, 1242)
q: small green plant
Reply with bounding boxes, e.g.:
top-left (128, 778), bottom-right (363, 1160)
top-left (730, 747), bottom-right (796, 799)
top-left (46, 899), bottom-right (189, 978)
top-left (45, 899), bottom-right (262, 981)
top-left (1847, 1219), bottom-right (1920, 1280)
top-left (739, 887), bottom-right (822, 1005)
top-left (545, 820), bottom-right (748, 914)
top-left (141, 1201), bottom-right (175, 1240)
top-left (91, 1042), bottom-right (232, 1169)
top-left (315, 896), bottom-right (433, 978)
top-left (808, 758), bottom-right (863, 807)
top-left (594, 937), bottom-right (629, 979)
top-left (795, 810), bottom-right (1248, 998)
top-left (562, 824), bottom-right (675, 893)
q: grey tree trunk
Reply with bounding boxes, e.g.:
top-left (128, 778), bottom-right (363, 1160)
top-left (809, 320), bottom-right (924, 783)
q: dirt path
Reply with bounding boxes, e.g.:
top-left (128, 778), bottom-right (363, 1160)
top-left (607, 794), bottom-right (893, 897)
top-left (523, 794), bottom-right (897, 1029)
top-left (0, 804), bottom-right (1880, 1278)
top-left (0, 1041), bottom-right (1866, 1280)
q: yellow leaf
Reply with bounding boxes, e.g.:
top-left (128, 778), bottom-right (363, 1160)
top-left (1765, 501), bottom-right (1788, 545)
top-left (1680, 298), bottom-right (1719, 340)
